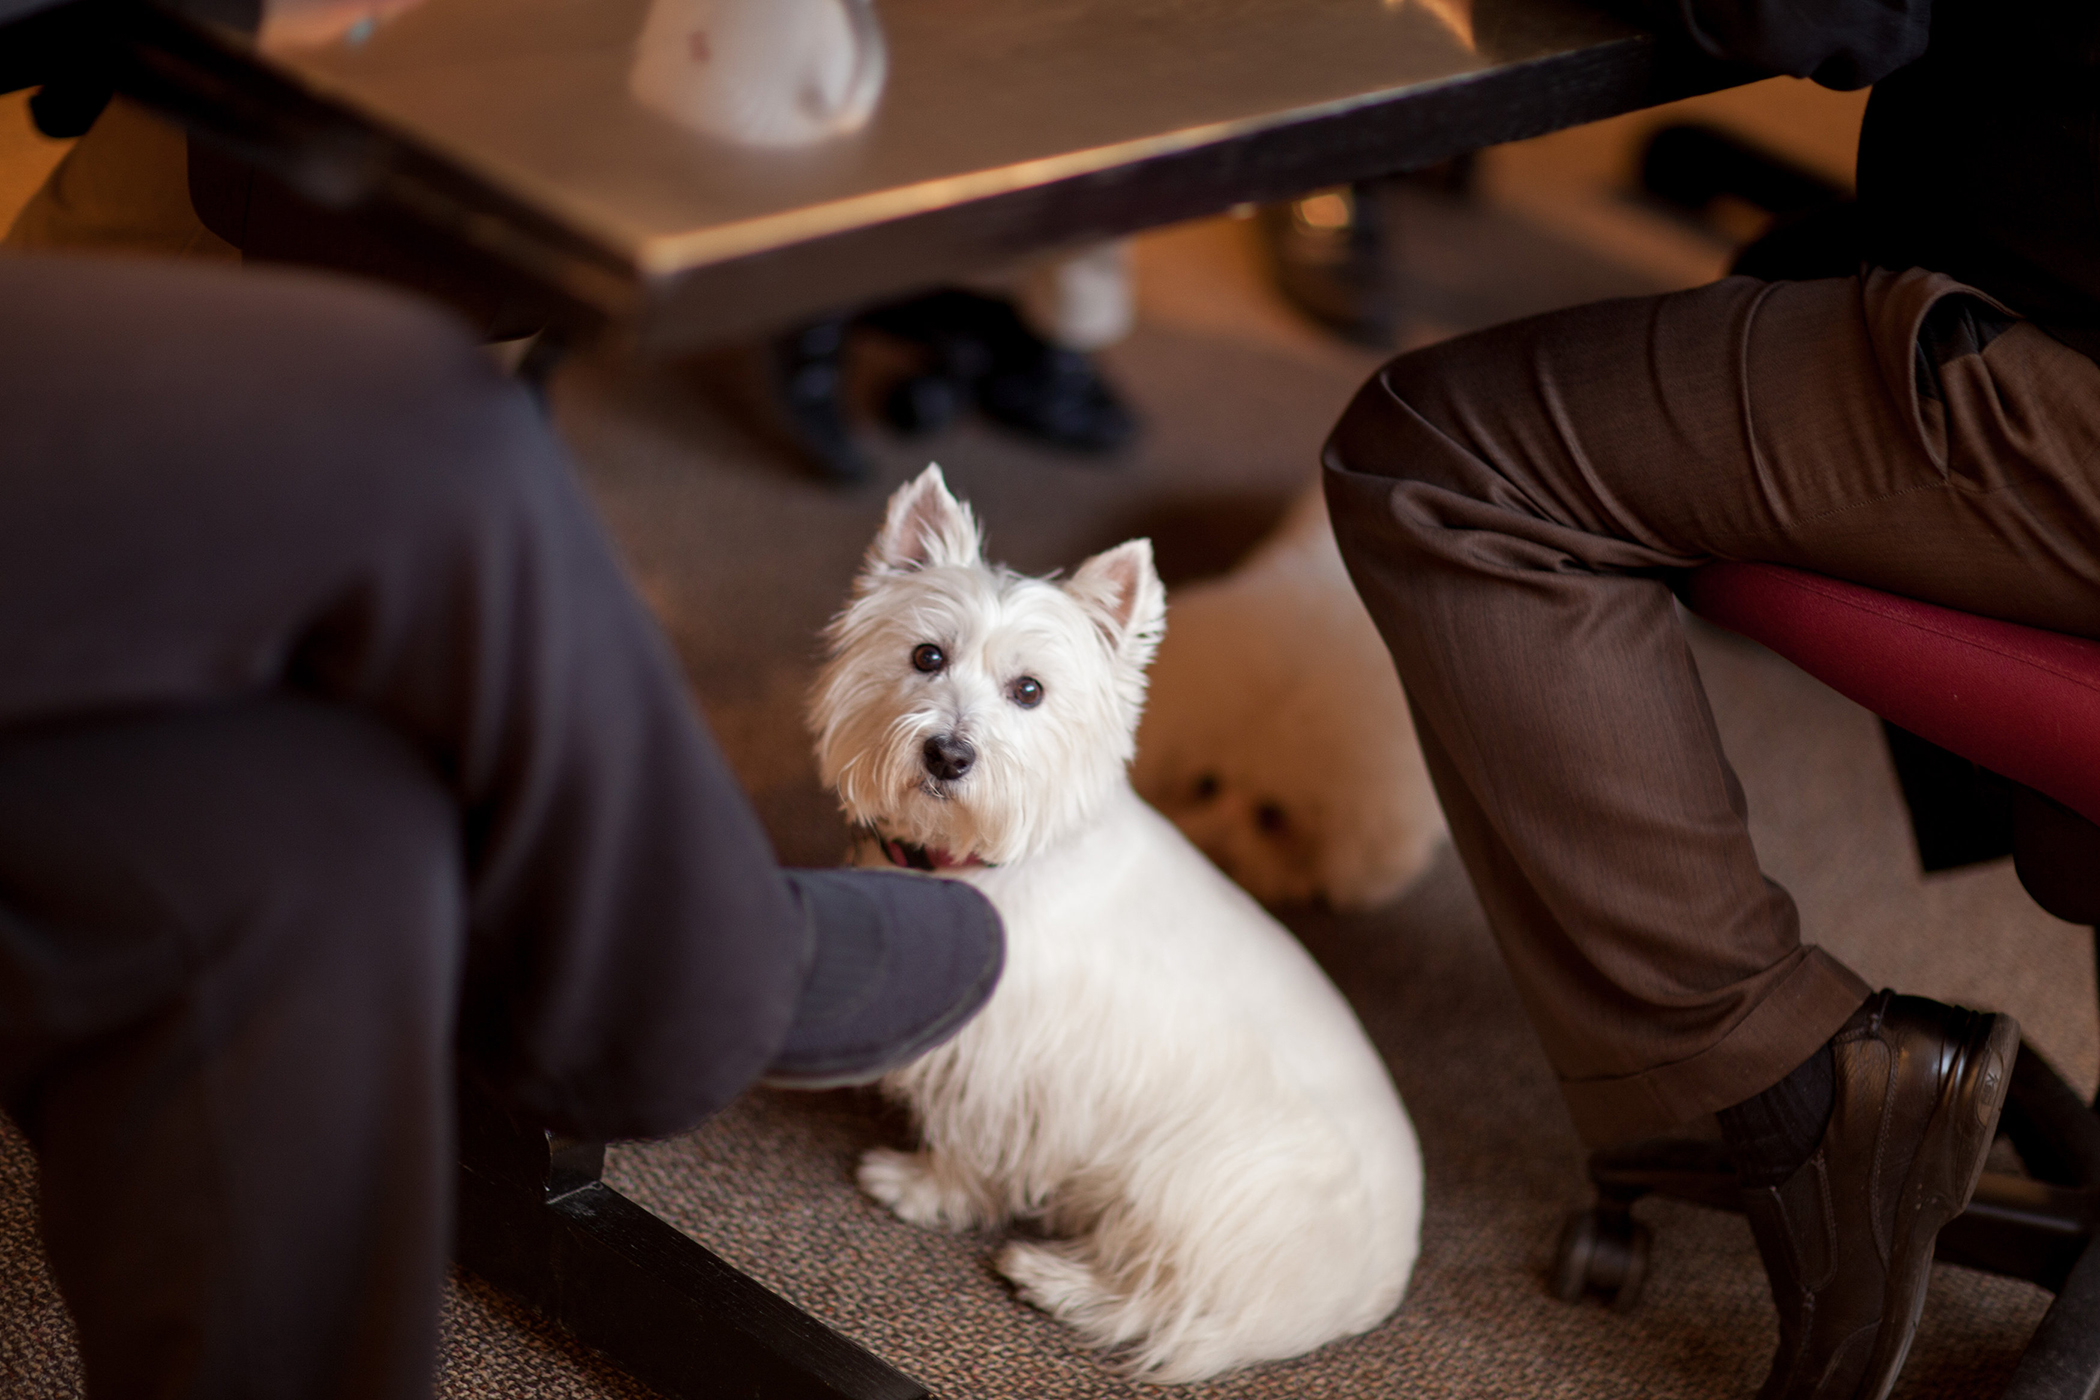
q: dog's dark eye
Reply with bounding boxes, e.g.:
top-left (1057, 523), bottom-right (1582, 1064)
top-left (912, 643), bottom-right (945, 674)
top-left (1193, 772), bottom-right (1221, 802)
top-left (1255, 801), bottom-right (1289, 835)
top-left (1008, 675), bottom-right (1044, 708)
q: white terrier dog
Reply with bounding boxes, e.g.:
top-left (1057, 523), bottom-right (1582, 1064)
top-left (1135, 484), bottom-right (1446, 910)
top-left (808, 466), bottom-right (1423, 1382)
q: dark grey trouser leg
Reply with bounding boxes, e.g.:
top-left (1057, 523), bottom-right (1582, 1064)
top-left (0, 253), bottom-right (805, 1140)
top-left (1325, 267), bottom-right (2100, 1145)
top-left (0, 699), bottom-right (462, 1400)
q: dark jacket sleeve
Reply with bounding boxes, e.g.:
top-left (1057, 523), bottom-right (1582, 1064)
top-left (1633, 0), bottom-right (1933, 89)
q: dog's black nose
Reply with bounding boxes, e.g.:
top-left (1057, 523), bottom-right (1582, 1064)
top-left (922, 733), bottom-right (975, 782)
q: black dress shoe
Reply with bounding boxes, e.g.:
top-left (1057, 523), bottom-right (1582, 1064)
top-left (774, 318), bottom-right (872, 484)
top-left (978, 345), bottom-right (1137, 454)
top-left (863, 289), bottom-right (1137, 454)
top-left (762, 869), bottom-right (1004, 1089)
top-left (1743, 990), bottom-right (2017, 1400)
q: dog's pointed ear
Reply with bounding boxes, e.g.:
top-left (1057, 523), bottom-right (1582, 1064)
top-left (1066, 538), bottom-right (1166, 667)
top-left (869, 465), bottom-right (984, 573)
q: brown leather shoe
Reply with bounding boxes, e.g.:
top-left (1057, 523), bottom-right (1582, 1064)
top-left (1744, 991), bottom-right (2017, 1400)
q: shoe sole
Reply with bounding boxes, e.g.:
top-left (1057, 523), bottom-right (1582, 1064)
top-left (1859, 1009), bottom-right (2019, 1400)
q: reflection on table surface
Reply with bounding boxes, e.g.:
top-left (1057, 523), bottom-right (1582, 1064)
top-left (245, 0), bottom-right (1632, 274)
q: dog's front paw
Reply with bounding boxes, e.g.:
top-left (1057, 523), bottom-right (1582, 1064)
top-left (857, 1147), bottom-right (991, 1231)
top-left (996, 1239), bottom-right (1100, 1315)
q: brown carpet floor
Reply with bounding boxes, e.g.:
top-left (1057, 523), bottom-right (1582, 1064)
top-left (2, 189), bottom-right (2091, 1400)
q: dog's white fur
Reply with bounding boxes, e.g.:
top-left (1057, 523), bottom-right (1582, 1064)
top-left (1135, 484), bottom-right (1446, 910)
top-left (809, 466), bottom-right (1423, 1382)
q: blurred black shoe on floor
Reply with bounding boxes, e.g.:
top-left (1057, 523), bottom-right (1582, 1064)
top-left (759, 290), bottom-right (1138, 483)
top-left (775, 316), bottom-right (872, 485)
top-left (861, 288), bottom-right (1137, 456)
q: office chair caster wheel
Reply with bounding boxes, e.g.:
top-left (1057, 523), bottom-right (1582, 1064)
top-left (1552, 1205), bottom-right (1650, 1311)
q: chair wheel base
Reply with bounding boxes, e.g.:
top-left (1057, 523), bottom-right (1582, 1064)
top-left (1552, 1206), bottom-right (1651, 1311)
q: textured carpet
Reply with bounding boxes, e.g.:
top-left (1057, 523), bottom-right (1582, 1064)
top-left (2, 193), bottom-right (2090, 1400)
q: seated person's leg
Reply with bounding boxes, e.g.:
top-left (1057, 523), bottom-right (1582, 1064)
top-left (1, 249), bottom-right (1007, 1126)
top-left (0, 698), bottom-right (463, 1400)
top-left (0, 253), bottom-right (1003, 1393)
top-left (0, 251), bottom-right (818, 1138)
top-left (1327, 272), bottom-right (1883, 1142)
top-left (1323, 265), bottom-right (2090, 1398)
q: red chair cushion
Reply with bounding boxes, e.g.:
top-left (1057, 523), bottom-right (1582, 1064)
top-left (1685, 562), bottom-right (2100, 827)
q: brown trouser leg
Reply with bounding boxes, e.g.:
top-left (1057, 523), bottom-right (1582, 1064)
top-left (1324, 267), bottom-right (2100, 1145)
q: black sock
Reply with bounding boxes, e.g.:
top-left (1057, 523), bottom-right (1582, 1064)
top-left (1714, 1042), bottom-right (1835, 1189)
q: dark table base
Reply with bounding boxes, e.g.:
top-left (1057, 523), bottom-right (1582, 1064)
top-left (456, 1082), bottom-right (929, 1400)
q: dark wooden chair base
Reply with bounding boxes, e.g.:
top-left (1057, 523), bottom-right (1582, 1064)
top-left (455, 1083), bottom-right (928, 1400)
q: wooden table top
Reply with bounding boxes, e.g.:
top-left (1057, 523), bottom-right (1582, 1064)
top-left (124, 0), bottom-right (1738, 347)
